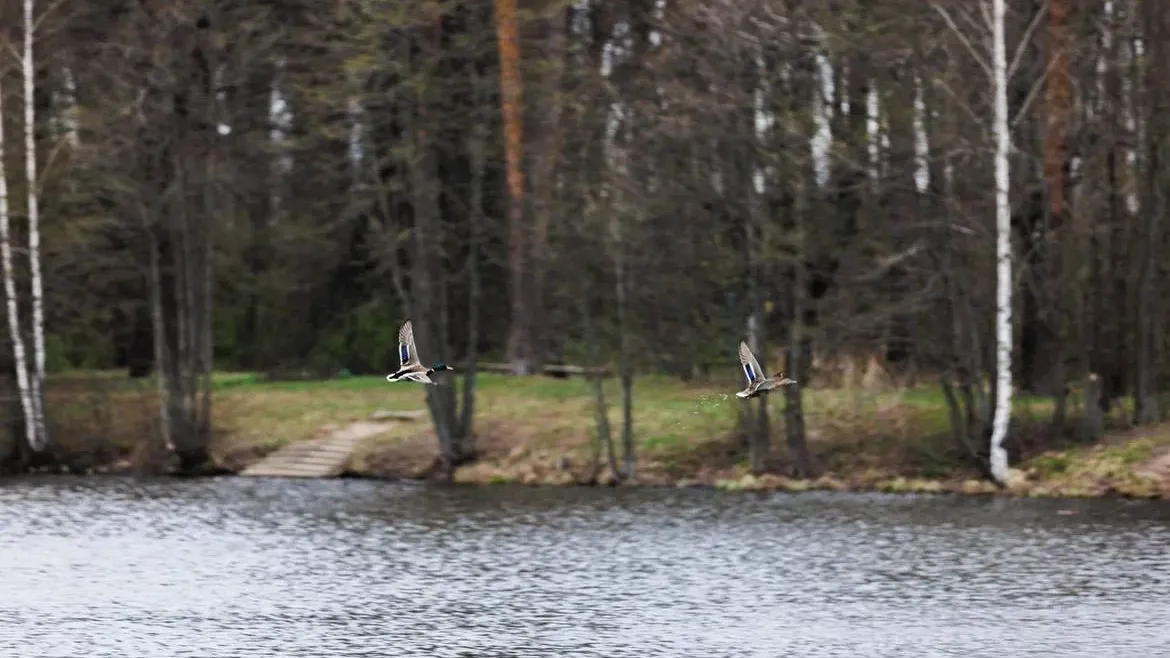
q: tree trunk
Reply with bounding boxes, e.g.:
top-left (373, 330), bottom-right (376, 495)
top-left (23, 0), bottom-right (47, 450)
top-left (785, 179), bottom-right (812, 478)
top-left (458, 61), bottom-right (488, 450)
top-left (192, 12), bottom-right (215, 446)
top-left (147, 227), bottom-right (174, 454)
top-left (1044, 0), bottom-right (1070, 428)
top-left (198, 150), bottom-right (215, 447)
top-left (525, 8), bottom-right (566, 375)
top-left (744, 126), bottom-right (770, 473)
top-left (411, 127), bottom-right (456, 473)
top-left (580, 289), bottom-right (619, 481)
top-left (746, 312), bottom-right (769, 474)
top-left (409, 24), bottom-right (463, 478)
top-left (170, 155), bottom-right (207, 471)
top-left (614, 213), bottom-right (635, 481)
top-left (1134, 0), bottom-right (1165, 426)
top-left (785, 262), bottom-right (811, 478)
top-left (0, 78), bottom-right (39, 453)
top-left (988, 0), bottom-right (1013, 486)
top-left (0, 340), bottom-right (24, 469)
top-left (494, 0), bottom-right (534, 376)
top-left (1044, 0), bottom-right (1069, 222)
top-left (620, 370), bottom-right (634, 481)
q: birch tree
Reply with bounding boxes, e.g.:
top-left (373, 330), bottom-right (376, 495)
top-left (931, 0), bottom-right (1028, 485)
top-left (0, 80), bottom-right (39, 452)
top-left (24, 0), bottom-right (49, 450)
top-left (988, 0), bottom-right (1011, 485)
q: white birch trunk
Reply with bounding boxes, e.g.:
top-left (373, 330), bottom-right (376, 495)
top-left (988, 0), bottom-right (1013, 485)
top-left (24, 0), bottom-right (48, 448)
top-left (0, 82), bottom-right (39, 452)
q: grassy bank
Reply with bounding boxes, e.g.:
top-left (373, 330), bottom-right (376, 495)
top-left (41, 369), bottom-right (1170, 498)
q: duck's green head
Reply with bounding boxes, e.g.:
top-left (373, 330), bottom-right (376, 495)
top-left (431, 362), bottom-right (454, 372)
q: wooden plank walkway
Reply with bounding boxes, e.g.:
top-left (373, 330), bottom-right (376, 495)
top-left (241, 410), bottom-right (425, 479)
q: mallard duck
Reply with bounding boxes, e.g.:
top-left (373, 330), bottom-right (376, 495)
top-left (735, 340), bottom-right (796, 399)
top-left (385, 320), bottom-right (455, 385)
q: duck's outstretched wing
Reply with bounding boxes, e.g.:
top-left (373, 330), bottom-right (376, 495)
top-left (398, 320), bottom-right (422, 368)
top-left (738, 341), bottom-right (763, 385)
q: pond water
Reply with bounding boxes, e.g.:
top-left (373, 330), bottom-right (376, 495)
top-left (2, 475), bottom-right (1169, 657)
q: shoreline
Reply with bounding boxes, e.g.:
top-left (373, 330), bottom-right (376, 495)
top-left (19, 458), bottom-right (1165, 500)
top-left (29, 371), bottom-right (1170, 501)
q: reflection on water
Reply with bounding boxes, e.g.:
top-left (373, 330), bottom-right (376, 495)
top-left (2, 476), bottom-right (1170, 658)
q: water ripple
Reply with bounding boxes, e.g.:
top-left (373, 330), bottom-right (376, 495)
top-left (2, 476), bottom-right (1170, 657)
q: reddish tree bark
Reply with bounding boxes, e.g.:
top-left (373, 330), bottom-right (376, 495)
top-left (493, 0), bottom-right (534, 374)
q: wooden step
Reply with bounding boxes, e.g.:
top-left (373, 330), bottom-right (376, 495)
top-left (240, 415), bottom-right (424, 479)
top-left (239, 465), bottom-right (341, 475)
top-left (258, 458), bottom-right (347, 470)
top-left (369, 409), bottom-right (427, 422)
top-left (242, 459), bottom-right (339, 471)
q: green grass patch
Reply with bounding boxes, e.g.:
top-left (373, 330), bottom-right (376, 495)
top-left (38, 368), bottom-right (1170, 496)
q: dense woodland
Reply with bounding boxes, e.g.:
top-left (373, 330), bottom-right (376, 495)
top-left (0, 0), bottom-right (1166, 480)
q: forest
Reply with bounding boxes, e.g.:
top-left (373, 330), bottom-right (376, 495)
top-left (0, 0), bottom-right (1166, 491)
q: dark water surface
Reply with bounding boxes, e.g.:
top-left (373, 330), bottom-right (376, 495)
top-left (2, 475), bottom-right (1169, 657)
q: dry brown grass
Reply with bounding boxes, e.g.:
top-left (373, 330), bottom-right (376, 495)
top-left (45, 374), bottom-right (157, 469)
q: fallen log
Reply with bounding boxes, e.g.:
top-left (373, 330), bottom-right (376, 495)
top-left (464, 362), bottom-right (611, 378)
